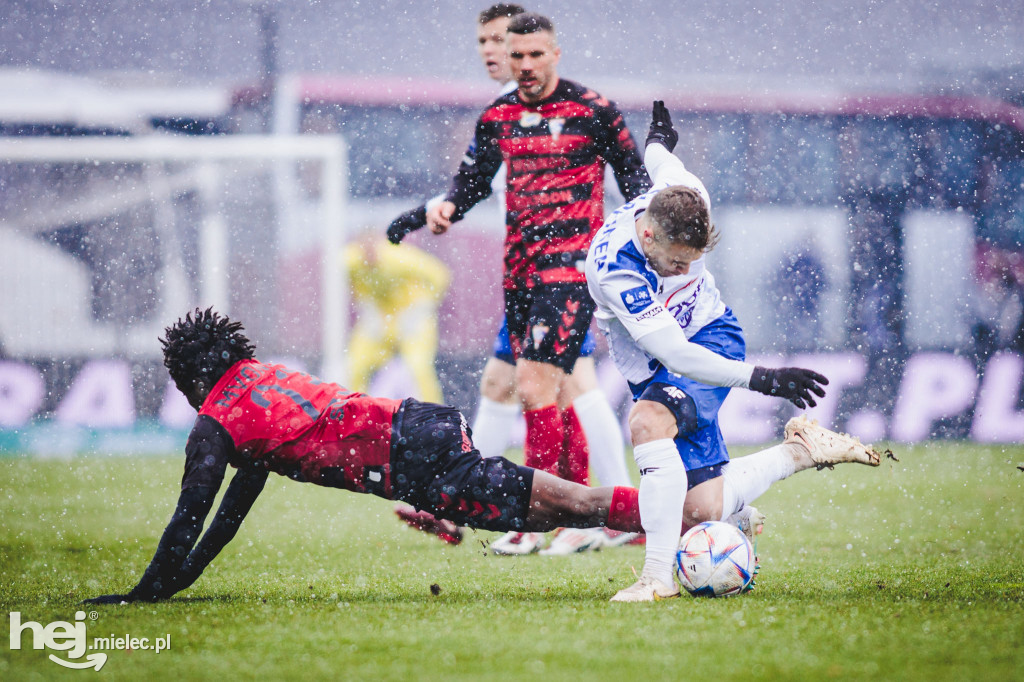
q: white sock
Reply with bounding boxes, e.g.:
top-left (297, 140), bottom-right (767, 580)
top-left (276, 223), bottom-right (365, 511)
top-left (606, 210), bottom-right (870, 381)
top-left (573, 389), bottom-right (631, 487)
top-left (471, 397), bottom-right (521, 459)
top-left (719, 444), bottom-right (798, 519)
top-left (633, 439), bottom-right (687, 587)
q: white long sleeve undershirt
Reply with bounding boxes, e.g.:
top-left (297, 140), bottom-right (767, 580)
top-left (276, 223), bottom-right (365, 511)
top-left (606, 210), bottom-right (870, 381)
top-left (636, 324), bottom-right (754, 388)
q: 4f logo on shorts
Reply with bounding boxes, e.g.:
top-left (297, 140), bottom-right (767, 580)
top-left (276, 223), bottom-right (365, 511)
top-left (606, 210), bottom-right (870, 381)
top-left (663, 386), bottom-right (686, 401)
top-left (620, 285), bottom-right (653, 314)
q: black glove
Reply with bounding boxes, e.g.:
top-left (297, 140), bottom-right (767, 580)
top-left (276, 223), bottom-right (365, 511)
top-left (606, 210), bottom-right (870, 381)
top-left (82, 593), bottom-right (135, 605)
top-left (386, 205), bottom-right (427, 244)
top-left (646, 100), bottom-right (678, 153)
top-left (749, 366), bottom-right (829, 409)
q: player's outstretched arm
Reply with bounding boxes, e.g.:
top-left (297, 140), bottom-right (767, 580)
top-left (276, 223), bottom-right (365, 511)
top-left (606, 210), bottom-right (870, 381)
top-left (749, 366), bottom-right (829, 408)
top-left (83, 415), bottom-right (239, 605)
top-left (593, 96), bottom-right (649, 201)
top-left (83, 486), bottom-right (218, 605)
top-left (646, 100), bottom-right (678, 153)
top-left (638, 324), bottom-right (829, 407)
top-left (386, 205), bottom-right (427, 244)
top-left (175, 466), bottom-right (269, 593)
top-left (434, 118), bottom-right (503, 232)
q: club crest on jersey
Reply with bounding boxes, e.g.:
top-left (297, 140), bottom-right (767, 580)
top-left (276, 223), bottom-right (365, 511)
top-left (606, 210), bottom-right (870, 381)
top-left (531, 324), bottom-right (550, 349)
top-left (548, 117), bottom-right (565, 140)
top-left (520, 111), bottom-right (542, 127)
top-left (620, 285), bottom-right (654, 314)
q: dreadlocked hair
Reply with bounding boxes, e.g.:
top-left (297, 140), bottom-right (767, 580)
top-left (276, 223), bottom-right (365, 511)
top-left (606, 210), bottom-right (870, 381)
top-left (160, 307), bottom-right (255, 391)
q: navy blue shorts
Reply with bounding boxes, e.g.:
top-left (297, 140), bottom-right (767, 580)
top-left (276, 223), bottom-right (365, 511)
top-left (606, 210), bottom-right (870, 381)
top-left (390, 400), bottom-right (534, 532)
top-left (628, 310), bottom-right (746, 473)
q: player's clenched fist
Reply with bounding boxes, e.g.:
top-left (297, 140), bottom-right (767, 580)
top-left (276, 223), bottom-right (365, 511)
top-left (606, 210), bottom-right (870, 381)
top-left (646, 100), bottom-right (678, 153)
top-left (426, 201), bottom-right (457, 235)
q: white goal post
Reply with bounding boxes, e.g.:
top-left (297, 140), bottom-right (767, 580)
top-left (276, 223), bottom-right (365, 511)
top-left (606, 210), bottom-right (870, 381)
top-left (0, 134), bottom-right (350, 381)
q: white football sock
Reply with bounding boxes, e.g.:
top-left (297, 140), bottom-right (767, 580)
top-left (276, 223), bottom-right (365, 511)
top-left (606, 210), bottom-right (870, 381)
top-left (573, 389), bottom-right (632, 487)
top-left (470, 397), bottom-right (521, 459)
top-left (719, 443), bottom-right (798, 520)
top-left (633, 439), bottom-right (687, 587)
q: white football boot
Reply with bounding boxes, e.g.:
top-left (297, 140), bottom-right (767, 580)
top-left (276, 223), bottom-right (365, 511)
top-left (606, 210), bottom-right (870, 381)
top-left (784, 416), bottom-right (881, 469)
top-left (725, 505), bottom-right (766, 546)
top-left (724, 505), bottom-right (765, 593)
top-left (539, 528), bottom-right (606, 556)
top-left (599, 528), bottom-right (642, 548)
top-left (490, 531), bottom-right (544, 555)
top-left (610, 573), bottom-right (680, 602)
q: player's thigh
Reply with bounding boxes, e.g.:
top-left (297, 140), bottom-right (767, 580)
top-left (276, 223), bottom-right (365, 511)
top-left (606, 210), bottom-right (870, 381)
top-left (479, 357), bottom-right (518, 403)
top-left (515, 358), bottom-right (565, 410)
top-left (682, 475), bottom-right (724, 526)
top-left (559, 356), bottom-right (597, 406)
top-left (627, 398), bottom-right (679, 445)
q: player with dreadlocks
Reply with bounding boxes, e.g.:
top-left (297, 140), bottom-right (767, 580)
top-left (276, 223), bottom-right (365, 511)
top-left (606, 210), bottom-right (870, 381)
top-left (83, 308), bottom-right (652, 603)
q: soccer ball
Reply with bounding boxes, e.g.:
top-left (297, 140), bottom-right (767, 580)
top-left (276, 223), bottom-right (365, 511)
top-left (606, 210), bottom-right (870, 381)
top-left (675, 521), bottom-right (755, 597)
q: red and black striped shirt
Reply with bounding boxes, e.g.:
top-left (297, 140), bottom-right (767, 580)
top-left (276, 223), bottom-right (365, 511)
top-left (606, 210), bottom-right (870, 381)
top-left (446, 79), bottom-right (649, 290)
top-left (190, 359), bottom-right (401, 495)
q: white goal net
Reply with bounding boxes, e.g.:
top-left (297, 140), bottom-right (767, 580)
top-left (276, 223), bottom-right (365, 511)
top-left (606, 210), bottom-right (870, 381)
top-left (0, 134), bottom-right (350, 382)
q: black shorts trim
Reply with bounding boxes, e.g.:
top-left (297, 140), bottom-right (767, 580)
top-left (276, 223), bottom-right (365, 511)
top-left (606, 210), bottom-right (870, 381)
top-left (687, 463), bottom-right (724, 489)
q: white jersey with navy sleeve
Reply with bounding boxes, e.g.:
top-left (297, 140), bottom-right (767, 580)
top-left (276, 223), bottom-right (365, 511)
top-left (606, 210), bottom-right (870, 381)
top-left (585, 144), bottom-right (753, 387)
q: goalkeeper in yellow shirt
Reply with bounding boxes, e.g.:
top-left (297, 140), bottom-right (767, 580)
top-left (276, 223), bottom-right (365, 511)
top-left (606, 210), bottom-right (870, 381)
top-left (344, 234), bottom-right (450, 403)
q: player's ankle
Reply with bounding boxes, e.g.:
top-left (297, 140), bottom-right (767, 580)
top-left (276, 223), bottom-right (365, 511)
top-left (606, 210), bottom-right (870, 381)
top-left (785, 441), bottom-right (815, 472)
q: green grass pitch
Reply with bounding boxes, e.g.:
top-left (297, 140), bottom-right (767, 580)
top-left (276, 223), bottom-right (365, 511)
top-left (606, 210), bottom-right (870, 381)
top-left (2, 442), bottom-right (1022, 681)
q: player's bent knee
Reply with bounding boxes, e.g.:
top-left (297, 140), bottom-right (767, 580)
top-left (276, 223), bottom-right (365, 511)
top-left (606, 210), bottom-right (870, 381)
top-left (628, 400), bottom-right (678, 445)
top-left (634, 383), bottom-right (699, 441)
top-left (480, 359), bottom-right (517, 403)
top-left (515, 361), bottom-right (564, 409)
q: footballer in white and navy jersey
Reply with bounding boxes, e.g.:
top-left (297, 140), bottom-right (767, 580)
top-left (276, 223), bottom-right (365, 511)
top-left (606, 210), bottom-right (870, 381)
top-left (586, 138), bottom-right (750, 475)
top-left (585, 102), bottom-right (832, 602)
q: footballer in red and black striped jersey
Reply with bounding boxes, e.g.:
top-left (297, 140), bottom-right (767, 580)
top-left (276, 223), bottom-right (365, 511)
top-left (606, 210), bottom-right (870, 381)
top-left (386, 9), bottom-right (640, 556)
top-left (83, 308), bottom-right (647, 604)
top-left (445, 77), bottom-right (649, 291)
top-left (421, 13), bottom-right (651, 516)
top-left (188, 359), bottom-right (401, 494)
